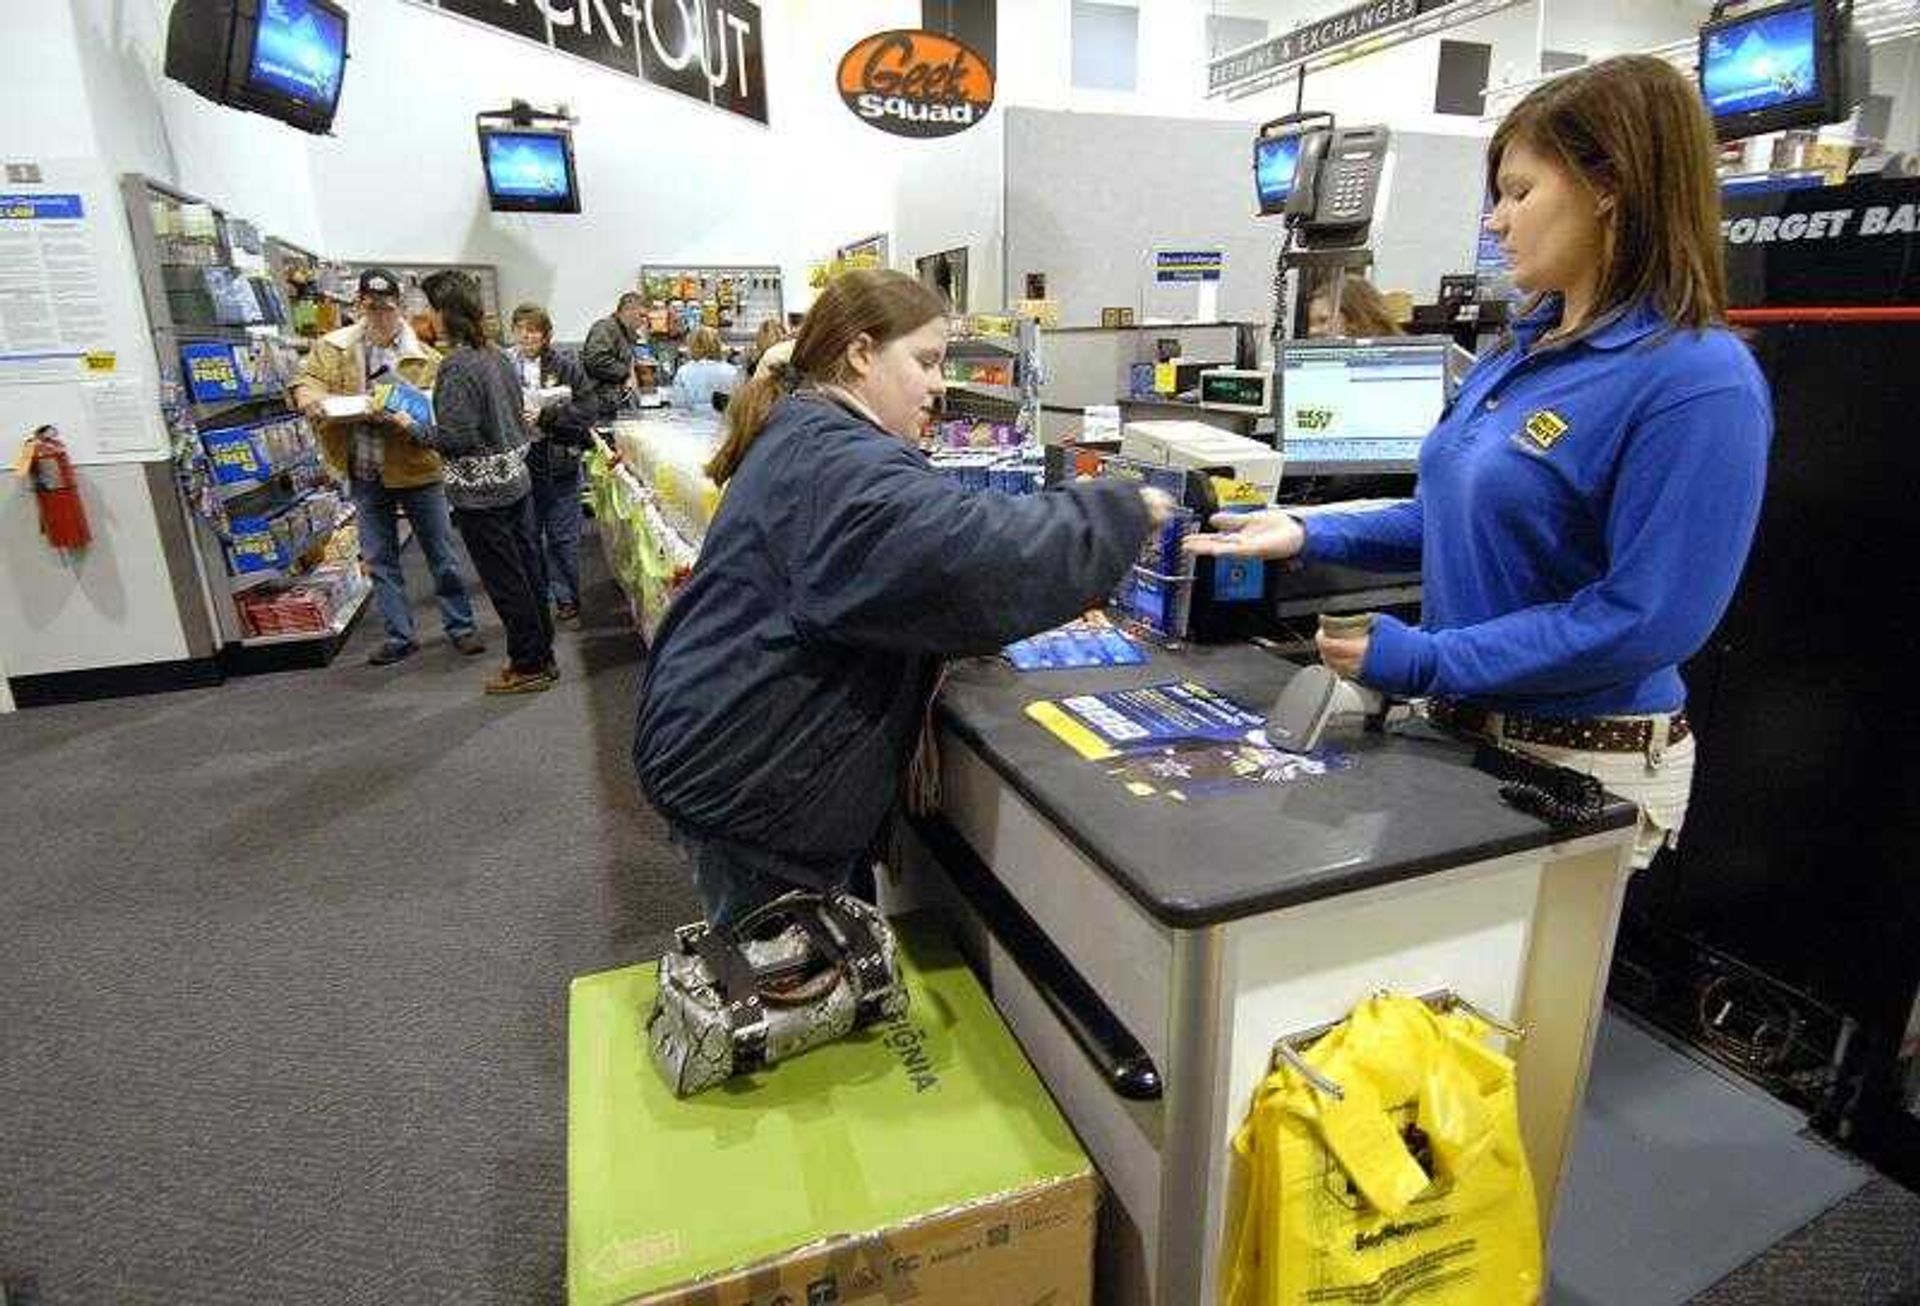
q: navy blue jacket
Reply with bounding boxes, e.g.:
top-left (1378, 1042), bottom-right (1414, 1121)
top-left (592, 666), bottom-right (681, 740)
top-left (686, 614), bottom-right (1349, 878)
top-left (522, 347), bottom-right (598, 480)
top-left (634, 392), bottom-right (1151, 868)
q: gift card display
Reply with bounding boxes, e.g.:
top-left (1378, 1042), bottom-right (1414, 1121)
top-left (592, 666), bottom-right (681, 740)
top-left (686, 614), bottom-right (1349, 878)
top-left (1004, 613), bottom-right (1147, 671)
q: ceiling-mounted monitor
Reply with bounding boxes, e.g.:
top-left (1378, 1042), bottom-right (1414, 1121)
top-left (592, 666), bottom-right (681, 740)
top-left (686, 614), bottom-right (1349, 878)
top-left (478, 126), bottom-right (582, 215)
top-left (1254, 134), bottom-right (1304, 215)
top-left (164, 0), bottom-right (349, 135)
top-left (1698, 0), bottom-right (1867, 141)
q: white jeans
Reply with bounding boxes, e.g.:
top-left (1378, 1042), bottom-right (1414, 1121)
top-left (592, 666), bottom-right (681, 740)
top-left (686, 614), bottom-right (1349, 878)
top-left (1503, 731), bottom-right (1697, 869)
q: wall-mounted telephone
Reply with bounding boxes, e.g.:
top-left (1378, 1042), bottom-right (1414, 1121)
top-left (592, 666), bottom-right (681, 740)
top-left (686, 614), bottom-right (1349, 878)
top-left (1255, 113), bottom-right (1391, 249)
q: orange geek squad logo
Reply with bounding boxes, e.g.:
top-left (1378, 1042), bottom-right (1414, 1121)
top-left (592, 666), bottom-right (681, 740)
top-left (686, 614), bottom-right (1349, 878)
top-left (837, 30), bottom-right (994, 138)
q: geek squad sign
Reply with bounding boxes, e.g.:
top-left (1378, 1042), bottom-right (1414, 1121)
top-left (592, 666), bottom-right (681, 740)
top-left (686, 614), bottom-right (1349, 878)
top-left (837, 29), bottom-right (995, 138)
top-left (416, 0), bottom-right (767, 123)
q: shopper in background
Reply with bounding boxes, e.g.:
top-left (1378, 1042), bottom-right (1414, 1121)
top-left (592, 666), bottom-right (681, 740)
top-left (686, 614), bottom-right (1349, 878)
top-left (510, 303), bottom-right (598, 624)
top-left (293, 268), bottom-right (483, 667)
top-left (1187, 55), bottom-right (1771, 867)
top-left (581, 291), bottom-right (648, 413)
top-left (1306, 274), bottom-right (1404, 338)
top-left (392, 271), bottom-right (555, 695)
top-left (634, 269), bottom-right (1172, 926)
top-left (669, 327), bottom-right (740, 413)
top-left (743, 317), bottom-right (789, 375)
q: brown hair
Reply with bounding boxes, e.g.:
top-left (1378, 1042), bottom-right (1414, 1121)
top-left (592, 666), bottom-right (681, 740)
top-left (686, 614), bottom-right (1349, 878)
top-left (706, 269), bottom-right (948, 485)
top-left (750, 317), bottom-right (788, 359)
top-left (1309, 275), bottom-right (1402, 337)
top-left (1488, 54), bottom-right (1725, 340)
top-left (687, 326), bottom-right (725, 360)
top-left (420, 270), bottom-right (489, 349)
top-left (510, 302), bottom-right (553, 342)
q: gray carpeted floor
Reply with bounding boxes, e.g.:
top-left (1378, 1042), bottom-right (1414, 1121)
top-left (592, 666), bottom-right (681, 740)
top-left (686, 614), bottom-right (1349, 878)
top-left (0, 537), bottom-right (699, 1304)
top-left (1, 529), bottom-right (1915, 1304)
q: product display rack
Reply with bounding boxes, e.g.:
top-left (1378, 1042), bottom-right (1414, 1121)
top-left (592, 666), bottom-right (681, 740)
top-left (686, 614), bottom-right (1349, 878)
top-left (585, 416), bottom-right (720, 642)
top-left (327, 259), bottom-right (506, 343)
top-left (935, 316), bottom-right (1042, 449)
top-left (264, 235), bottom-right (352, 349)
top-left (120, 174), bottom-right (370, 671)
top-left (638, 263), bottom-right (784, 347)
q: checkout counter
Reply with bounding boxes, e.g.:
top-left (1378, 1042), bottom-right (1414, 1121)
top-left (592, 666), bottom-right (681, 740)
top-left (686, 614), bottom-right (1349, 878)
top-left (885, 642), bottom-right (1638, 1304)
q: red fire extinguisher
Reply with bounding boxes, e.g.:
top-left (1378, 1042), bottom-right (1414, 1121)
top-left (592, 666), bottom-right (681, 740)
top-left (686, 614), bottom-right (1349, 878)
top-left (20, 425), bottom-right (91, 551)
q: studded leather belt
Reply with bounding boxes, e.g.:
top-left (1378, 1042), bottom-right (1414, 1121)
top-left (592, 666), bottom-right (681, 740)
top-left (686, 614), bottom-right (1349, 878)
top-left (1427, 699), bottom-right (1691, 754)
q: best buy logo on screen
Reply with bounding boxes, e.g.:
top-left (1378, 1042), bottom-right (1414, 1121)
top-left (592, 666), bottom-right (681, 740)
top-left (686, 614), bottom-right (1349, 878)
top-left (837, 30), bottom-right (994, 137)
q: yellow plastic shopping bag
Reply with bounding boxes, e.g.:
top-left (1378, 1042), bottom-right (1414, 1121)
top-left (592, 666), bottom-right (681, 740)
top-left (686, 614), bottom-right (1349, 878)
top-left (1223, 994), bottom-right (1542, 1305)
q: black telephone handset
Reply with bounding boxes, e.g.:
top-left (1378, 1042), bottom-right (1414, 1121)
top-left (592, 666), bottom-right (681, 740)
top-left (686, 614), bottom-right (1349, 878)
top-left (1285, 130), bottom-right (1335, 225)
top-left (1291, 126), bottom-right (1389, 241)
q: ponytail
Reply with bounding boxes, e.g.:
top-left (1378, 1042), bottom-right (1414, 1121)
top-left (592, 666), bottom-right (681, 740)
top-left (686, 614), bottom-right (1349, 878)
top-left (705, 360), bottom-right (799, 486)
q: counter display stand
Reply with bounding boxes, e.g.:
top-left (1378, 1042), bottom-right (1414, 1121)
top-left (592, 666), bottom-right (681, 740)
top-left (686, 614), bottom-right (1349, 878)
top-left (120, 175), bottom-right (369, 672)
top-left (883, 644), bottom-right (1640, 1305)
top-left (586, 414), bottom-right (721, 642)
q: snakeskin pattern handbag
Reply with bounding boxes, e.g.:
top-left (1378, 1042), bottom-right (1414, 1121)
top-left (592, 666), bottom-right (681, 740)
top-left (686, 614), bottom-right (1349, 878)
top-left (646, 892), bottom-right (909, 1097)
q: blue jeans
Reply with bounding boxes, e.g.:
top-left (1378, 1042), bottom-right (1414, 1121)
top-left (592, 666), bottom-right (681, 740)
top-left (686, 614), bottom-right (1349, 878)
top-left (350, 478), bottom-right (476, 645)
top-left (530, 464), bottom-right (583, 607)
top-left (671, 827), bottom-right (861, 930)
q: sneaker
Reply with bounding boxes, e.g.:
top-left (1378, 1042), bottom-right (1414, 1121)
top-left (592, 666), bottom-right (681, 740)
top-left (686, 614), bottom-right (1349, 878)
top-left (448, 630), bottom-right (487, 657)
top-left (366, 639), bottom-right (419, 666)
top-left (555, 602), bottom-right (580, 624)
top-left (484, 666), bottom-right (554, 696)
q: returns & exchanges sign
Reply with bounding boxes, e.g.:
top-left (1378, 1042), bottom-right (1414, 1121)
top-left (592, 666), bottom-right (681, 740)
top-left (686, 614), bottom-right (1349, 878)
top-left (1209, 0), bottom-right (1460, 92)
top-left (414, 0), bottom-right (767, 123)
top-left (838, 29), bottom-right (995, 137)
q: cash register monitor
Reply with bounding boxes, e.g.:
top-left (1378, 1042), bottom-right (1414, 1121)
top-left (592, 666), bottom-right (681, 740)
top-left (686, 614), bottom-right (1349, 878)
top-left (1279, 338), bottom-right (1449, 476)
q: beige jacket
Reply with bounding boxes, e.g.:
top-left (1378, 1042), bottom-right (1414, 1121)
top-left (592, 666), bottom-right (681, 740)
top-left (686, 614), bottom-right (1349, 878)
top-left (293, 321), bottom-right (444, 489)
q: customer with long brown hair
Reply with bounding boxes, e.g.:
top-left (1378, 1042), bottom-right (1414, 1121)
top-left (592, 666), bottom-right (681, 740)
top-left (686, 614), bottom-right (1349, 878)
top-left (1189, 56), bottom-right (1772, 866)
top-left (634, 269), bottom-right (1170, 924)
top-left (1306, 273), bottom-right (1403, 338)
top-left (391, 271), bottom-right (555, 695)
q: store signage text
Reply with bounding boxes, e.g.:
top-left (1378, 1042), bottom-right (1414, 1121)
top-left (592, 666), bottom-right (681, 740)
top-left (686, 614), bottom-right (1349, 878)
top-left (1155, 250), bottom-right (1224, 283)
top-left (413, 0), bottom-right (767, 124)
top-left (1722, 205), bottom-right (1919, 244)
top-left (837, 29), bottom-right (995, 138)
top-left (1208, 0), bottom-right (1459, 92)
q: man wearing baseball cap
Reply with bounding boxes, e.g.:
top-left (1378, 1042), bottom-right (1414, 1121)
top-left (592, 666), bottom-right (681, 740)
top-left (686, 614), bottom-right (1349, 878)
top-left (293, 268), bottom-right (484, 665)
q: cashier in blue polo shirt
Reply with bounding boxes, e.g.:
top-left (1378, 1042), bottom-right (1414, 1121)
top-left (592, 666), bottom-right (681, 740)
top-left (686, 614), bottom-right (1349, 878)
top-left (1187, 55), bottom-right (1771, 867)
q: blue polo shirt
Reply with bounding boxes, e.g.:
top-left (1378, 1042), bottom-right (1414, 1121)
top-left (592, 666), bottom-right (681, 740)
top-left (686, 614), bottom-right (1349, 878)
top-left (1302, 296), bottom-right (1771, 718)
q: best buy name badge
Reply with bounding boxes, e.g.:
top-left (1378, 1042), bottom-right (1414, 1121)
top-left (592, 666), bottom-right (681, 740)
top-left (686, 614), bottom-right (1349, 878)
top-left (1522, 409), bottom-right (1569, 451)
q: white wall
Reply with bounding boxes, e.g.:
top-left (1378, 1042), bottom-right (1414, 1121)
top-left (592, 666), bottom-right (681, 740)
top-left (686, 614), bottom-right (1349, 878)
top-left (1871, 35), bottom-right (1920, 153)
top-left (71, 0), bottom-right (327, 247)
top-left (0, 6), bottom-right (195, 677)
top-left (893, 112), bottom-right (1007, 311)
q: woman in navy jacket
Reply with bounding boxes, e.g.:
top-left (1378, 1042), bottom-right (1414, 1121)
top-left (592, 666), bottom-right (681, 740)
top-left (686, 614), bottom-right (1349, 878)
top-left (1188, 56), bottom-right (1771, 866)
top-left (635, 270), bottom-right (1169, 924)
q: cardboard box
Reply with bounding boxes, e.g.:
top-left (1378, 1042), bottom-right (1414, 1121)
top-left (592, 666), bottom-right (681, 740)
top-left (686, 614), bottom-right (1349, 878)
top-left (568, 916), bottom-right (1097, 1306)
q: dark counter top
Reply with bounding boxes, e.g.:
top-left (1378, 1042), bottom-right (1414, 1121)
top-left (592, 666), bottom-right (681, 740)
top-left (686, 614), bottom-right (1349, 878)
top-left (936, 642), bottom-right (1637, 929)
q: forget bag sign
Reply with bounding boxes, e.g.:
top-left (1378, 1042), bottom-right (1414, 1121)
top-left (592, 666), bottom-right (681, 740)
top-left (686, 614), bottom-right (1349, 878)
top-left (837, 29), bottom-right (995, 137)
top-left (1225, 994), bottom-right (1544, 1305)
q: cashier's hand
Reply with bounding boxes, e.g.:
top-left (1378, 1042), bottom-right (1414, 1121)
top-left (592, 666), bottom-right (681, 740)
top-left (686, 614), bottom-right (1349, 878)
top-left (381, 408), bottom-right (414, 432)
top-left (1139, 487), bottom-right (1176, 528)
top-left (1182, 509), bottom-right (1306, 561)
top-left (298, 397), bottom-right (330, 426)
top-left (1317, 630), bottom-right (1369, 680)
